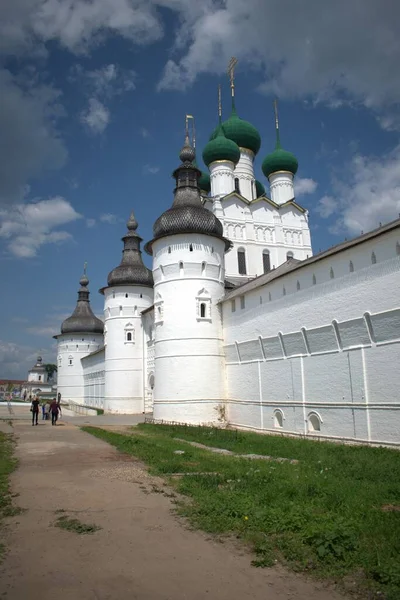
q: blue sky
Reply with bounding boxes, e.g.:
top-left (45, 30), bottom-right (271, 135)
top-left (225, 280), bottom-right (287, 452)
top-left (1, 0), bottom-right (400, 378)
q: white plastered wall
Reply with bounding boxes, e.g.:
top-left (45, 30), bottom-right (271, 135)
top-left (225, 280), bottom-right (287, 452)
top-left (82, 347), bottom-right (105, 409)
top-left (151, 232), bottom-right (226, 424)
top-left (56, 334), bottom-right (103, 405)
top-left (222, 228), bottom-right (400, 445)
top-left (103, 285), bottom-right (153, 414)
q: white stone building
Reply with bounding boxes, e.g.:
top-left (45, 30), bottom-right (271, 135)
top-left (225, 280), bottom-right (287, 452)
top-left (21, 356), bottom-right (54, 400)
top-left (54, 103), bottom-right (400, 446)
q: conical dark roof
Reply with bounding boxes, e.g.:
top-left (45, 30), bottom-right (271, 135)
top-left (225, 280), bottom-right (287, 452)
top-left (102, 211), bottom-right (153, 290)
top-left (145, 134), bottom-right (230, 255)
top-left (60, 273), bottom-right (104, 335)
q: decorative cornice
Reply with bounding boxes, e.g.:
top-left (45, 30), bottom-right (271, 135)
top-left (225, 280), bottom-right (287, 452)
top-left (268, 170), bottom-right (294, 177)
top-left (238, 147), bottom-right (255, 158)
top-left (209, 159), bottom-right (236, 166)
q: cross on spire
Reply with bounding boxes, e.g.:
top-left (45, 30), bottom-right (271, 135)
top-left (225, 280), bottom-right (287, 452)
top-left (227, 57), bottom-right (238, 110)
top-left (273, 98), bottom-right (281, 149)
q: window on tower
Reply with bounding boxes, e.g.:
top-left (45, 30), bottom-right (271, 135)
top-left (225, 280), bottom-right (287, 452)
top-left (237, 249), bottom-right (247, 275)
top-left (127, 332), bottom-right (132, 342)
top-left (200, 303), bottom-right (206, 318)
top-left (234, 178), bottom-right (240, 194)
top-left (262, 250), bottom-right (271, 273)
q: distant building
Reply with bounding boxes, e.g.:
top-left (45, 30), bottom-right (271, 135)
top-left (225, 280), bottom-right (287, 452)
top-left (21, 356), bottom-right (55, 400)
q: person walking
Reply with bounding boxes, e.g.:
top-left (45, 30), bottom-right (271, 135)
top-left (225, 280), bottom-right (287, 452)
top-left (45, 401), bottom-right (50, 421)
top-left (41, 402), bottom-right (46, 420)
top-left (50, 398), bottom-right (60, 426)
top-left (31, 396), bottom-right (40, 426)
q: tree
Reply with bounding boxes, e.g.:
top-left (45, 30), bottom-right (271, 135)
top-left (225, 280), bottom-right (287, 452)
top-left (45, 364), bottom-right (58, 381)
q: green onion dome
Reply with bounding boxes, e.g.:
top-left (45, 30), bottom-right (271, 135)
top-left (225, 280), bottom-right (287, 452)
top-left (262, 147), bottom-right (298, 178)
top-left (255, 179), bottom-right (265, 197)
top-left (198, 170), bottom-right (211, 193)
top-left (210, 108), bottom-right (261, 155)
top-left (202, 124), bottom-right (240, 167)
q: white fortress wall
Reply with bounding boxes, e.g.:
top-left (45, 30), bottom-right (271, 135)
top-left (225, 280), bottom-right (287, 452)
top-left (222, 227), bottom-right (400, 445)
top-left (82, 347), bottom-right (105, 409)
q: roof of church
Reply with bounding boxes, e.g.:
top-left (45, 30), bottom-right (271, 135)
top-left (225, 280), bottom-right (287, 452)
top-left (29, 356), bottom-right (46, 373)
top-left (209, 106), bottom-right (261, 155)
top-left (58, 273), bottom-right (104, 336)
top-left (145, 134), bottom-right (231, 254)
top-left (223, 217), bottom-right (400, 302)
top-left (102, 211), bottom-right (153, 291)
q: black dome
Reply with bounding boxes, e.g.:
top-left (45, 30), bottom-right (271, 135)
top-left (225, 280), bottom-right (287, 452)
top-left (60, 273), bottom-right (104, 335)
top-left (105, 211), bottom-right (153, 289)
top-left (145, 133), bottom-right (230, 255)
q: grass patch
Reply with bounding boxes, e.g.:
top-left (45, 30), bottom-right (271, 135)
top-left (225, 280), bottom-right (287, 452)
top-left (82, 425), bottom-right (400, 599)
top-left (0, 432), bottom-right (20, 560)
top-left (54, 514), bottom-right (102, 535)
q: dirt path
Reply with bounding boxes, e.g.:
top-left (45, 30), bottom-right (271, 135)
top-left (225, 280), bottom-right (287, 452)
top-left (0, 420), bottom-right (346, 600)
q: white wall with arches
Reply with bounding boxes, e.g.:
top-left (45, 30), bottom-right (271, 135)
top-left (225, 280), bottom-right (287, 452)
top-left (221, 225), bottom-right (400, 445)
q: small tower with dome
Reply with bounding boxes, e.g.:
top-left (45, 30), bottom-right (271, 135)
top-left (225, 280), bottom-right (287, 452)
top-left (262, 100), bottom-right (299, 205)
top-left (207, 62), bottom-right (261, 201)
top-left (145, 127), bottom-right (229, 424)
top-left (203, 86), bottom-right (241, 200)
top-left (100, 211), bottom-right (153, 413)
top-left (54, 269), bottom-right (104, 405)
top-left (27, 356), bottom-right (47, 384)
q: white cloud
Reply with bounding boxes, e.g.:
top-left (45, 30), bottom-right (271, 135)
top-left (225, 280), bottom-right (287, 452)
top-left (26, 325), bottom-right (59, 336)
top-left (316, 196), bottom-right (338, 219)
top-left (0, 197), bottom-right (81, 257)
top-left (85, 63), bottom-right (136, 96)
top-left (80, 98), bottom-right (110, 134)
top-left (86, 218), bottom-right (96, 228)
top-left (157, 1), bottom-right (400, 119)
top-left (317, 146), bottom-right (400, 235)
top-left (0, 0), bottom-right (164, 56)
top-left (0, 68), bottom-right (67, 205)
top-left (140, 127), bottom-right (150, 138)
top-left (143, 164), bottom-right (160, 175)
top-left (295, 178), bottom-right (318, 197)
top-left (100, 213), bottom-right (119, 224)
top-left (0, 339), bottom-right (54, 379)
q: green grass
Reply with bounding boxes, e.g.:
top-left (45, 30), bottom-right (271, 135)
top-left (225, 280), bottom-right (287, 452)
top-left (0, 432), bottom-right (20, 560)
top-left (82, 424), bottom-right (400, 599)
top-left (54, 514), bottom-right (102, 535)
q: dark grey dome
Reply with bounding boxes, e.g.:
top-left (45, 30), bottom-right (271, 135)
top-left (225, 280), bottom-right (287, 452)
top-left (145, 132), bottom-right (230, 255)
top-left (103, 211), bottom-right (153, 290)
top-left (154, 203), bottom-right (223, 239)
top-left (30, 356), bottom-right (46, 373)
top-left (60, 271), bottom-right (104, 335)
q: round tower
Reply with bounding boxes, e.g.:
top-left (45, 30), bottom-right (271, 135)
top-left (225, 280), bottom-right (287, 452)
top-left (145, 132), bottom-right (230, 425)
top-left (100, 212), bottom-right (153, 414)
top-left (54, 271), bottom-right (104, 405)
top-left (262, 101), bottom-right (298, 205)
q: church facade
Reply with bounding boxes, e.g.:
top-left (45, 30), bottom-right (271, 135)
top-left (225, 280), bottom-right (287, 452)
top-left (54, 99), bottom-right (400, 446)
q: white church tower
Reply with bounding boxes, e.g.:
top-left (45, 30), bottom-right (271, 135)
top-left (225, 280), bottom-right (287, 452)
top-left (145, 130), bottom-right (229, 424)
top-left (54, 270), bottom-right (104, 405)
top-left (100, 212), bottom-right (153, 414)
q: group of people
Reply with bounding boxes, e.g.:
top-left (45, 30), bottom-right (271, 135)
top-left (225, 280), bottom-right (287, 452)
top-left (30, 396), bottom-right (62, 426)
